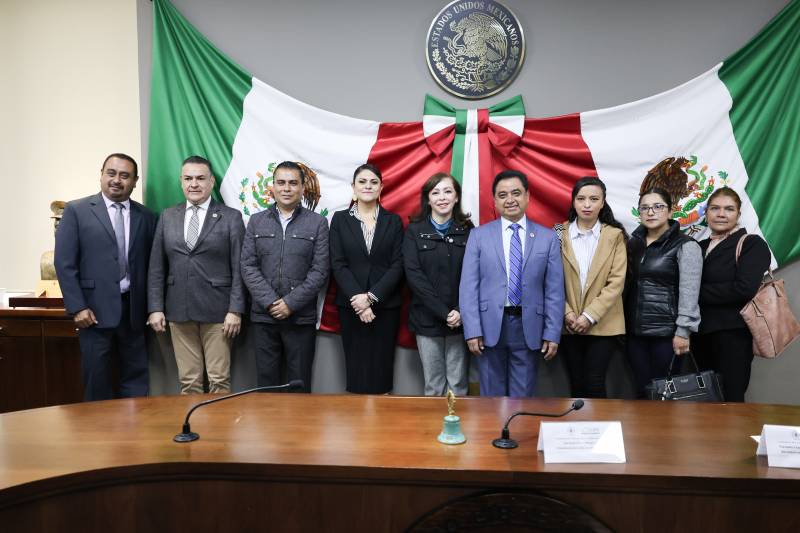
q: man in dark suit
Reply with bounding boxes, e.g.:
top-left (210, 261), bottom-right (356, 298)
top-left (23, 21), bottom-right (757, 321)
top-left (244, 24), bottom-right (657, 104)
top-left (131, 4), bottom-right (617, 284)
top-left (241, 161), bottom-right (329, 392)
top-left (55, 153), bottom-right (158, 401)
top-left (147, 156), bottom-right (246, 394)
top-left (459, 170), bottom-right (565, 397)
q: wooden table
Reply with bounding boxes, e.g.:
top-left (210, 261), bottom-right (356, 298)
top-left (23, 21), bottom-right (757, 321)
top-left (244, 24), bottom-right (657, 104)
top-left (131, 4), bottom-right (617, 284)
top-left (1, 395), bottom-right (799, 532)
top-left (0, 306), bottom-right (83, 412)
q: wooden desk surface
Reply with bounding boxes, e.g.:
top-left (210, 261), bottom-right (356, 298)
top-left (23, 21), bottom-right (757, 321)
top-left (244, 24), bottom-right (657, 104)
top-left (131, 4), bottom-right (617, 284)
top-left (2, 394), bottom-right (799, 498)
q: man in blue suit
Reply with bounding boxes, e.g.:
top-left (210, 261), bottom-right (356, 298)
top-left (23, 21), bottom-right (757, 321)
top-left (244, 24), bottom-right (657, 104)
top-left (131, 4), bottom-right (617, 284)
top-left (459, 170), bottom-right (565, 397)
top-left (55, 153), bottom-right (158, 401)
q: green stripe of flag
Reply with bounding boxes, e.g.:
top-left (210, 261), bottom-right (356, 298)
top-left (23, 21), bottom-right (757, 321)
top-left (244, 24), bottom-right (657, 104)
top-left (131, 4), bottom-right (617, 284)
top-left (719, 0), bottom-right (800, 265)
top-left (488, 95), bottom-right (525, 117)
top-left (451, 109), bottom-right (468, 184)
top-left (146, 0), bottom-right (252, 213)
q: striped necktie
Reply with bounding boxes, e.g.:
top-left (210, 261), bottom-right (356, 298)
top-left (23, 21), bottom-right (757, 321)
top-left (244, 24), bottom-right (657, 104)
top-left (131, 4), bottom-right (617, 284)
top-left (186, 205), bottom-right (200, 251)
top-left (508, 223), bottom-right (523, 306)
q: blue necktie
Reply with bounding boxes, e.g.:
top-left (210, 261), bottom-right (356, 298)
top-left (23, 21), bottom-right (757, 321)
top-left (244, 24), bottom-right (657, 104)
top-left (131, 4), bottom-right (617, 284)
top-left (508, 223), bottom-right (523, 306)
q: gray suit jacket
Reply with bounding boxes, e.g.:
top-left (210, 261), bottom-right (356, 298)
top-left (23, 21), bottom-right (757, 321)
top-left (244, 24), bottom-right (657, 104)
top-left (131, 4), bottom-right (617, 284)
top-left (148, 199), bottom-right (246, 323)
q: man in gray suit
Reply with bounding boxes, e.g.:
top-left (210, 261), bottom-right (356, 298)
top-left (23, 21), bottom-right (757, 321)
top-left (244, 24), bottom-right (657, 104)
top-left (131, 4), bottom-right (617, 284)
top-left (147, 155), bottom-right (246, 394)
top-left (241, 161), bottom-right (329, 393)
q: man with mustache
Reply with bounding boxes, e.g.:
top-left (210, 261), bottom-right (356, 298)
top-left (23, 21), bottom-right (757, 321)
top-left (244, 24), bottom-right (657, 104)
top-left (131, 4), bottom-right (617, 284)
top-left (55, 153), bottom-right (158, 401)
top-left (460, 170), bottom-right (565, 397)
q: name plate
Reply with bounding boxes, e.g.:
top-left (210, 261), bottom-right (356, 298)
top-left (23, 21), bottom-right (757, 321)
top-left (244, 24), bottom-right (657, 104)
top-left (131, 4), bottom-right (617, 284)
top-left (755, 424), bottom-right (800, 468)
top-left (537, 421), bottom-right (626, 463)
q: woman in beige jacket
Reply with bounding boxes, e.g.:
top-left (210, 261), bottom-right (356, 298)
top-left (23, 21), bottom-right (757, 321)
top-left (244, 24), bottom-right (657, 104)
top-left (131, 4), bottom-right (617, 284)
top-left (555, 177), bottom-right (627, 398)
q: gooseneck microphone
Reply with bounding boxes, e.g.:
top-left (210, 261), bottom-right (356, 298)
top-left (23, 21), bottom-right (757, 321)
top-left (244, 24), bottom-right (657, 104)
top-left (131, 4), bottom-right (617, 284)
top-left (173, 380), bottom-right (305, 443)
top-left (492, 399), bottom-right (585, 449)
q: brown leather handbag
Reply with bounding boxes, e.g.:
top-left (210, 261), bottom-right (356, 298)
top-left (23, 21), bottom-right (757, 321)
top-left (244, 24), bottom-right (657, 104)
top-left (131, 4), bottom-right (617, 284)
top-left (736, 235), bottom-right (800, 358)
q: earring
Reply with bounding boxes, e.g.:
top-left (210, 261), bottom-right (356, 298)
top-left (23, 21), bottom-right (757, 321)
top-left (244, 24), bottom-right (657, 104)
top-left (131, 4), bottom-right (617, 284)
top-left (352, 193), bottom-right (357, 202)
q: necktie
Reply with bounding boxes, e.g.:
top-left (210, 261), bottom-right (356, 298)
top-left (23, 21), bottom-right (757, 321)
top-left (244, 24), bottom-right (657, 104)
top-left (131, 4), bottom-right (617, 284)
top-left (508, 223), bottom-right (523, 306)
top-left (112, 203), bottom-right (127, 281)
top-left (186, 205), bottom-right (200, 251)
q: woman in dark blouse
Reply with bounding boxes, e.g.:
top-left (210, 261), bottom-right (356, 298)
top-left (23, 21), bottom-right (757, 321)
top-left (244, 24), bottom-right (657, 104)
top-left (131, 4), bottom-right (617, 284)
top-left (692, 187), bottom-right (770, 402)
top-left (403, 173), bottom-right (473, 396)
top-left (329, 164), bottom-right (404, 394)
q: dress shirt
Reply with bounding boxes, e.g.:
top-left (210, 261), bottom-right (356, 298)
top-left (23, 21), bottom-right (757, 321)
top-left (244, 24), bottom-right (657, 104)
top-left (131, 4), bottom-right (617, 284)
top-left (101, 193), bottom-right (131, 293)
top-left (501, 216), bottom-right (526, 306)
top-left (278, 209), bottom-right (293, 233)
top-left (569, 220), bottom-right (601, 293)
top-left (183, 196), bottom-right (212, 242)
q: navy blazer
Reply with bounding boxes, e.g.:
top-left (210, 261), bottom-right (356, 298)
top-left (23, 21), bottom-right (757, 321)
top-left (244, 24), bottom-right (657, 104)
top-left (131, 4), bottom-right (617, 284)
top-left (55, 193), bottom-right (157, 331)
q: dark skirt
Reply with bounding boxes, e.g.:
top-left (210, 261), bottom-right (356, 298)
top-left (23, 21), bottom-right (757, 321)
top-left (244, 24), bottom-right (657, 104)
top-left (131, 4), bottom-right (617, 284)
top-left (338, 306), bottom-right (400, 394)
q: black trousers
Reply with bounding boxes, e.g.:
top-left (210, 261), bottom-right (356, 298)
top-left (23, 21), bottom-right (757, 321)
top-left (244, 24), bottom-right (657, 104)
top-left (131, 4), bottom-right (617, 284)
top-left (338, 306), bottom-right (400, 394)
top-left (693, 328), bottom-right (754, 402)
top-left (76, 293), bottom-right (149, 401)
top-left (253, 322), bottom-right (316, 393)
top-left (560, 334), bottom-right (620, 399)
top-left (627, 335), bottom-right (676, 399)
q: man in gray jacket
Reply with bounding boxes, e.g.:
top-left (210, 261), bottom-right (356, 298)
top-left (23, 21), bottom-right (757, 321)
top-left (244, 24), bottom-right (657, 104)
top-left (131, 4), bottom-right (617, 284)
top-left (241, 161), bottom-right (329, 392)
top-left (147, 156), bottom-right (246, 394)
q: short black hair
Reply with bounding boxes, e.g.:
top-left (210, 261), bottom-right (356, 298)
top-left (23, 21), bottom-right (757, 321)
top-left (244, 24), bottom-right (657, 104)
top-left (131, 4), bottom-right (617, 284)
top-left (274, 161), bottom-right (305, 183)
top-left (492, 170), bottom-right (529, 196)
top-left (102, 153), bottom-right (138, 177)
top-left (182, 155), bottom-right (213, 176)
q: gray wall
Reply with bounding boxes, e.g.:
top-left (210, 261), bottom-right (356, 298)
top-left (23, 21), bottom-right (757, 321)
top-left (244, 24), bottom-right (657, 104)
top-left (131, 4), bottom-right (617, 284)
top-left (137, 0), bottom-right (799, 404)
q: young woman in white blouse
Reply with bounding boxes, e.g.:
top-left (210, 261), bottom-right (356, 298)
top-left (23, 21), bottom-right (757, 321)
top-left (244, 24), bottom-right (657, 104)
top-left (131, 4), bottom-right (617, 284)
top-left (555, 177), bottom-right (628, 398)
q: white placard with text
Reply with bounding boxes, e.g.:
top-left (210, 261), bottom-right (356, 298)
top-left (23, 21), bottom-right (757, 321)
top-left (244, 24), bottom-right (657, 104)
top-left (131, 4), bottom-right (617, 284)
top-left (537, 421), bottom-right (626, 463)
top-left (756, 424), bottom-right (800, 468)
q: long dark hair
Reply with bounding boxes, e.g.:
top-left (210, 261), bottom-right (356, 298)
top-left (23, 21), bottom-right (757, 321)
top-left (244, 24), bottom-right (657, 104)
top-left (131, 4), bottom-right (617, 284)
top-left (410, 172), bottom-right (474, 228)
top-left (568, 177), bottom-right (628, 239)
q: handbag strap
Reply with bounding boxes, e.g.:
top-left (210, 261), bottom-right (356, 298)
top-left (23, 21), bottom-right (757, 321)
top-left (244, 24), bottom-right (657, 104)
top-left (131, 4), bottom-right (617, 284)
top-left (735, 232), bottom-right (774, 280)
top-left (666, 350), bottom-right (701, 380)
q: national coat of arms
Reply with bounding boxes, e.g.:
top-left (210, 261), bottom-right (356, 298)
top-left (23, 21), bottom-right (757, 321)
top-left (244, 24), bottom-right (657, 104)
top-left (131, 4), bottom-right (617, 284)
top-left (426, 0), bottom-right (525, 99)
top-left (239, 162), bottom-right (325, 217)
top-left (631, 155), bottom-right (729, 236)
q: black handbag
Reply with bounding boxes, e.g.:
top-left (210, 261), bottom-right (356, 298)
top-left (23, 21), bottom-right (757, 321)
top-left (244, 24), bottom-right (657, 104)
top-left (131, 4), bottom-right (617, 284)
top-left (645, 352), bottom-right (725, 402)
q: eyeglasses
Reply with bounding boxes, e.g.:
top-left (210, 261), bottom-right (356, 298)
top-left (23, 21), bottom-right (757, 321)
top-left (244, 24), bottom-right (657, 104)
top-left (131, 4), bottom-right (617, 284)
top-left (638, 204), bottom-right (669, 214)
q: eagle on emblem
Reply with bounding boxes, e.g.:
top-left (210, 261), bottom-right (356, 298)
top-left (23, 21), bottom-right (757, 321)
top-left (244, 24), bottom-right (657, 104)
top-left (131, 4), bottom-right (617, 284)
top-left (296, 162), bottom-right (321, 211)
top-left (639, 156), bottom-right (699, 208)
top-left (446, 12), bottom-right (507, 64)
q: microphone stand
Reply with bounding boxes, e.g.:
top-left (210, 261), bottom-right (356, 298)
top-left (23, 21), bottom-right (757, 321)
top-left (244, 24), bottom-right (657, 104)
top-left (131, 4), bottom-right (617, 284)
top-left (492, 399), bottom-right (585, 449)
top-left (174, 380), bottom-right (304, 442)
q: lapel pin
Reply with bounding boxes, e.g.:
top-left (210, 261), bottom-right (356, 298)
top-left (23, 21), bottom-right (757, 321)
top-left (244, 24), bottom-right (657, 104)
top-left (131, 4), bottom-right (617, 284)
top-left (212, 213), bottom-right (218, 218)
top-left (530, 232), bottom-right (535, 238)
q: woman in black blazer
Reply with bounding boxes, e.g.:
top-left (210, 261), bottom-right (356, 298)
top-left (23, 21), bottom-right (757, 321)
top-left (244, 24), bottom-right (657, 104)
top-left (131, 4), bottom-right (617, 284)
top-left (693, 187), bottom-right (770, 402)
top-left (329, 164), bottom-right (404, 394)
top-left (403, 173), bottom-right (473, 396)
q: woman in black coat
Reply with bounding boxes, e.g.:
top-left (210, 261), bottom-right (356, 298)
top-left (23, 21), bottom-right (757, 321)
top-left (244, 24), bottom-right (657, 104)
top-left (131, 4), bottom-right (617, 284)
top-left (403, 173), bottom-right (473, 396)
top-left (692, 187), bottom-right (770, 402)
top-left (329, 164), bottom-right (404, 394)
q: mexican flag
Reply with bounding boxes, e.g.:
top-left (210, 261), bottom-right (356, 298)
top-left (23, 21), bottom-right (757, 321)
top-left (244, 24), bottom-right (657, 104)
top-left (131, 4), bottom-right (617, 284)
top-left (146, 0), bottom-right (800, 342)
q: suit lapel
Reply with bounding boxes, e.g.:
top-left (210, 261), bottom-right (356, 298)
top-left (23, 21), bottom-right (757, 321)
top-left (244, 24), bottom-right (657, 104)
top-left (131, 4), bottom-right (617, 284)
top-left (521, 219), bottom-right (536, 269)
top-left (561, 223), bottom-right (581, 279)
top-left (192, 199), bottom-right (220, 251)
top-left (172, 203), bottom-right (188, 252)
top-left (371, 208), bottom-right (389, 254)
top-left (584, 225), bottom-right (613, 290)
top-left (128, 201), bottom-right (143, 253)
top-left (492, 220), bottom-right (507, 274)
top-left (89, 193), bottom-right (116, 245)
top-left (344, 211), bottom-right (370, 257)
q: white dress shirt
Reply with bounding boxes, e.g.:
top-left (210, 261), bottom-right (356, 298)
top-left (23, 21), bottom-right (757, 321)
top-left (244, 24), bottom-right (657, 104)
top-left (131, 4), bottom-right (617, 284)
top-left (101, 193), bottom-right (131, 293)
top-left (569, 220), bottom-right (601, 323)
top-left (184, 196), bottom-right (212, 242)
top-left (501, 216), bottom-right (526, 306)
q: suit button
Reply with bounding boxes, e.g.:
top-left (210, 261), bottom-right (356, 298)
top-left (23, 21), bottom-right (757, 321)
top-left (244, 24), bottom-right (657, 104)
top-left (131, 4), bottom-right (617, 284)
top-left (255, 234), bottom-right (260, 238)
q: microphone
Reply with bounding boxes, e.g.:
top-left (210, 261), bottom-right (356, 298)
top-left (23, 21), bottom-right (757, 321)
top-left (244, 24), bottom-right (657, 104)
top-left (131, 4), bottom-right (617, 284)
top-left (173, 379), bottom-right (305, 443)
top-left (492, 399), bottom-right (585, 449)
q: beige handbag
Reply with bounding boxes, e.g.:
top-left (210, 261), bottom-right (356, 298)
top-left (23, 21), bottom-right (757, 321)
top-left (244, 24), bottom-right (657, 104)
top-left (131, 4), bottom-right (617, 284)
top-left (736, 235), bottom-right (800, 358)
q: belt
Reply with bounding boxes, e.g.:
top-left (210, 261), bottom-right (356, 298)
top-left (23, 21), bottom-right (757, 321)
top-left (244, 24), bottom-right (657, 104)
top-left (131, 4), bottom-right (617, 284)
top-left (503, 306), bottom-right (522, 316)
